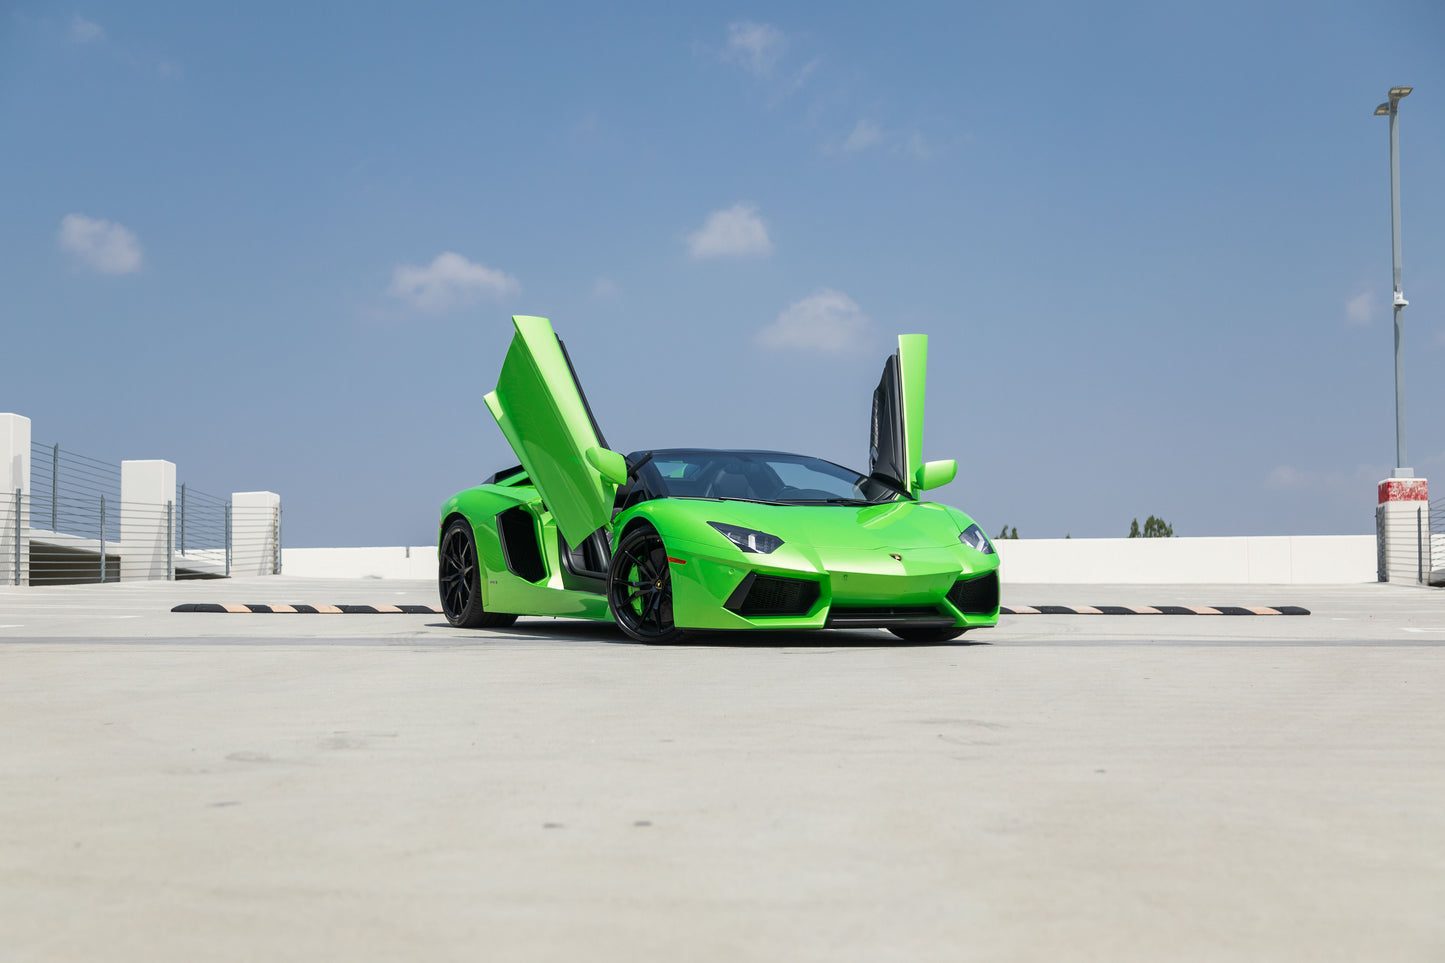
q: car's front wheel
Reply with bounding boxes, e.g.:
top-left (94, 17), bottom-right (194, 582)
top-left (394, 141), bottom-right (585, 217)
top-left (439, 518), bottom-right (517, 629)
top-left (607, 525), bottom-right (688, 643)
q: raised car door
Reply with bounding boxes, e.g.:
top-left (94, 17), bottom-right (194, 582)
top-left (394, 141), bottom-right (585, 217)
top-left (484, 315), bottom-right (615, 549)
top-left (868, 334), bottom-right (928, 498)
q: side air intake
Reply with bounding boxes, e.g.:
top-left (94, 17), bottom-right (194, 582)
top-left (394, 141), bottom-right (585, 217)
top-left (947, 571), bottom-right (999, 614)
top-left (724, 574), bottom-right (821, 617)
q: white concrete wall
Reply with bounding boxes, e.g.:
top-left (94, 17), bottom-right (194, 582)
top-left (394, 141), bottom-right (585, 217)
top-left (1380, 498), bottom-right (1432, 584)
top-left (282, 546), bottom-right (436, 580)
top-left (119, 459), bottom-right (176, 581)
top-left (994, 535), bottom-right (1377, 584)
top-left (1, 414), bottom-right (31, 585)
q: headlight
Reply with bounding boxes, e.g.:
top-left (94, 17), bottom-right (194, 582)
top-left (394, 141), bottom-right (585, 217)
top-left (958, 523), bottom-right (995, 555)
top-left (708, 522), bottom-right (784, 554)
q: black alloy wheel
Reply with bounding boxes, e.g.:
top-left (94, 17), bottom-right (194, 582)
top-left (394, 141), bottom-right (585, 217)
top-left (887, 625), bottom-right (966, 643)
top-left (439, 518), bottom-right (516, 629)
top-left (607, 525), bottom-right (687, 643)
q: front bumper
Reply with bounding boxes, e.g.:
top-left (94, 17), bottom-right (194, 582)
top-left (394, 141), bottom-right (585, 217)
top-left (663, 537), bottom-right (1000, 631)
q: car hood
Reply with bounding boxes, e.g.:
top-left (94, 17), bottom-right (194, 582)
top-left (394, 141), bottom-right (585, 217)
top-left (672, 498), bottom-right (968, 551)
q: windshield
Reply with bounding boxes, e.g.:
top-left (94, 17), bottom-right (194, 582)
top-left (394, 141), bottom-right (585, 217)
top-left (633, 450), bottom-right (903, 505)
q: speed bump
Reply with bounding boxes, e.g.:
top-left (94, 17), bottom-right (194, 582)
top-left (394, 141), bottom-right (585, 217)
top-left (171, 603), bottom-right (444, 614)
top-left (1000, 604), bottom-right (1309, 616)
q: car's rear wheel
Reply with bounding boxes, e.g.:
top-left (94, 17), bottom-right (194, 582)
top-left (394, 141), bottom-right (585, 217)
top-left (439, 518), bottom-right (516, 629)
top-left (608, 525), bottom-right (688, 643)
top-left (887, 625), bottom-right (966, 643)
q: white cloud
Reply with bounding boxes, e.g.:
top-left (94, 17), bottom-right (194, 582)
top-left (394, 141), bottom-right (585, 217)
top-left (723, 21), bottom-right (785, 77)
top-left (827, 121), bottom-right (944, 159)
top-left (687, 203), bottom-right (773, 259)
top-left (842, 119), bottom-right (883, 153)
top-left (387, 252), bottom-right (519, 313)
top-left (1346, 290), bottom-right (1374, 325)
top-left (1265, 465), bottom-right (1309, 491)
top-left (69, 15), bottom-right (103, 42)
top-left (902, 130), bottom-right (934, 159)
top-left (756, 289), bottom-right (872, 353)
top-left (591, 277), bottom-right (621, 300)
top-left (58, 213), bottom-right (142, 274)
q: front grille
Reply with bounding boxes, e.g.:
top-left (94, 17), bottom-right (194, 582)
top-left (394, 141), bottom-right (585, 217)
top-left (726, 574), bottom-right (821, 617)
top-left (826, 604), bottom-right (955, 629)
top-left (947, 571), bottom-right (999, 614)
top-left (830, 605), bottom-right (943, 620)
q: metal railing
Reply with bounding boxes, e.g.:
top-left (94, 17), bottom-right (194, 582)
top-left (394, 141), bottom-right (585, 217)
top-left (29, 442), bottom-right (120, 540)
top-left (176, 484), bottom-right (230, 576)
top-left (5, 489), bottom-right (284, 585)
top-left (4, 441), bottom-right (283, 585)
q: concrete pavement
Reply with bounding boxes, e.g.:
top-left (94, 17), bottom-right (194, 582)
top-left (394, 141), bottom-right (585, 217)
top-left (2, 578), bottom-right (1443, 961)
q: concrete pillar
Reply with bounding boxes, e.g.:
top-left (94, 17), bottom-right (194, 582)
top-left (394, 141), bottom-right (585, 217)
top-left (1, 414), bottom-right (31, 585)
top-left (1377, 477), bottom-right (1430, 584)
top-left (121, 460), bottom-right (176, 581)
top-left (230, 491), bottom-right (281, 576)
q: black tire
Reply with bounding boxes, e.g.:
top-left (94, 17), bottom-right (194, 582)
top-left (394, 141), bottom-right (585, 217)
top-left (607, 525), bottom-right (689, 643)
top-left (887, 625), bottom-right (966, 643)
top-left (439, 518), bottom-right (517, 629)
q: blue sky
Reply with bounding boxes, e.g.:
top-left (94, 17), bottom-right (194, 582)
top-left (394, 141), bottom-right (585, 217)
top-left (3, 1), bottom-right (1443, 546)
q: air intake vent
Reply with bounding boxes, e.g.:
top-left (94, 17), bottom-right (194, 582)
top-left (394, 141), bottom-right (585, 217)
top-left (826, 605), bottom-right (954, 629)
top-left (497, 506), bottom-right (546, 583)
top-left (947, 571), bottom-right (999, 614)
top-left (725, 574), bottom-right (821, 617)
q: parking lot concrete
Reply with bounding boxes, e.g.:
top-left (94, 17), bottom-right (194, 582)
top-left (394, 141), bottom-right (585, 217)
top-left (2, 578), bottom-right (1443, 961)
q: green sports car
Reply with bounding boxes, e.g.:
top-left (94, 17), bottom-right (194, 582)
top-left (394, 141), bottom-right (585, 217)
top-left (438, 315), bottom-right (999, 643)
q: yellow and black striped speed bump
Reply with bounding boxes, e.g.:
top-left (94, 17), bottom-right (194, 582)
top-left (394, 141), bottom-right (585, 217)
top-left (171, 603), bottom-right (445, 614)
top-left (171, 602), bottom-right (1310, 616)
top-left (1000, 604), bottom-right (1309, 616)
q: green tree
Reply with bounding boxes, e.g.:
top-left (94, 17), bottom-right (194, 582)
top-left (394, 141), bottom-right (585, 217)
top-left (1128, 515), bottom-right (1174, 538)
top-left (996, 525), bottom-right (1019, 540)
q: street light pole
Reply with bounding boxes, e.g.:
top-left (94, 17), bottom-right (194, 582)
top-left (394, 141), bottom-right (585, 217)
top-left (1375, 86), bottom-right (1413, 477)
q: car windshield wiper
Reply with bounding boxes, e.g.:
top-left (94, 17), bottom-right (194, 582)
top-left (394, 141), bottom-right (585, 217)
top-left (788, 497), bottom-right (873, 506)
top-left (679, 495), bottom-right (785, 505)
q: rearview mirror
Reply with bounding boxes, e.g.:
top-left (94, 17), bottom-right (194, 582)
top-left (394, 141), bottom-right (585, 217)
top-left (585, 446), bottom-right (629, 486)
top-left (915, 459), bottom-right (958, 492)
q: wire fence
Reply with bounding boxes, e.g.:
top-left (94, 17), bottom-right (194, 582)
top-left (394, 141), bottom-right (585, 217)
top-left (28, 442), bottom-right (120, 540)
top-left (176, 484), bottom-right (228, 568)
top-left (2, 441), bottom-right (282, 585)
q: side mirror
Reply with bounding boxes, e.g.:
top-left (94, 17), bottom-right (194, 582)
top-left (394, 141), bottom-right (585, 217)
top-left (915, 459), bottom-right (958, 492)
top-left (585, 446), bottom-right (629, 486)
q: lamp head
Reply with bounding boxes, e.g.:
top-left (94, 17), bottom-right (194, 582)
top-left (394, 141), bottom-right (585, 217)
top-left (1389, 86), bottom-right (1413, 100)
top-left (1374, 103), bottom-right (1391, 116)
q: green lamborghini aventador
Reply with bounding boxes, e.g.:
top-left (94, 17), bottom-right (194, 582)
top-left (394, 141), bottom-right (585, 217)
top-left (438, 315), bottom-right (999, 643)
